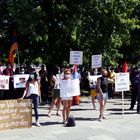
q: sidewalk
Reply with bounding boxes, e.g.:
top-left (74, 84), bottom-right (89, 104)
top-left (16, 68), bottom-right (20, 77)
top-left (0, 96), bottom-right (140, 140)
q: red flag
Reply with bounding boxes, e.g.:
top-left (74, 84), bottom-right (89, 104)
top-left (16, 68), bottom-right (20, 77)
top-left (122, 61), bottom-right (128, 72)
top-left (8, 42), bottom-right (18, 68)
top-left (8, 30), bottom-right (18, 68)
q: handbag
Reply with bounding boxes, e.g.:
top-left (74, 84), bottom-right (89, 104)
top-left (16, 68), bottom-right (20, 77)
top-left (66, 115), bottom-right (76, 127)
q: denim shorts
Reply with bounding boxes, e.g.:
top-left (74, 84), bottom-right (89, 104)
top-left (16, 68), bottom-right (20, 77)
top-left (97, 92), bottom-right (108, 100)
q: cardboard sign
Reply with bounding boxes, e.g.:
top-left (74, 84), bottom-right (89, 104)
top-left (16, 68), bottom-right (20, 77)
top-left (0, 99), bottom-right (32, 131)
top-left (115, 73), bottom-right (130, 92)
top-left (60, 79), bottom-right (80, 97)
top-left (91, 54), bottom-right (102, 68)
top-left (70, 51), bottom-right (83, 65)
top-left (14, 74), bottom-right (29, 88)
top-left (0, 76), bottom-right (9, 90)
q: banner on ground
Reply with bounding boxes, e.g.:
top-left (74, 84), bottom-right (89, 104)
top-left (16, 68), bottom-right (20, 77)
top-left (115, 72), bottom-right (130, 92)
top-left (14, 74), bottom-right (29, 88)
top-left (0, 76), bottom-right (9, 90)
top-left (70, 51), bottom-right (83, 65)
top-left (91, 54), bottom-right (102, 68)
top-left (0, 99), bottom-right (32, 131)
top-left (60, 79), bottom-right (80, 97)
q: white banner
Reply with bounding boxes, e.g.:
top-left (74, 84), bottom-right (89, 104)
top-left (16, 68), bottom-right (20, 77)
top-left (0, 76), bottom-right (9, 90)
top-left (60, 79), bottom-right (80, 97)
top-left (115, 73), bottom-right (130, 92)
top-left (14, 74), bottom-right (29, 88)
top-left (70, 51), bottom-right (83, 65)
top-left (91, 54), bottom-right (102, 68)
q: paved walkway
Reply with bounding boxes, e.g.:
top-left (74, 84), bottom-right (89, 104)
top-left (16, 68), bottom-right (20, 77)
top-left (0, 96), bottom-right (140, 140)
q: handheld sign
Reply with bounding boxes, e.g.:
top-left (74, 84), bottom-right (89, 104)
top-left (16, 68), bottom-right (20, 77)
top-left (0, 76), bottom-right (9, 90)
top-left (14, 74), bottom-right (29, 88)
top-left (70, 51), bottom-right (83, 65)
top-left (91, 54), bottom-right (102, 68)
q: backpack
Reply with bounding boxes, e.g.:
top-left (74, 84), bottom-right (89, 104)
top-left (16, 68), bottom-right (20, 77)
top-left (66, 115), bottom-right (76, 127)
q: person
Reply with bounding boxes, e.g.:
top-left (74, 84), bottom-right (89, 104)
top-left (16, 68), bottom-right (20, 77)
top-left (48, 67), bottom-right (61, 117)
top-left (97, 69), bottom-right (109, 122)
top-left (39, 64), bottom-right (50, 103)
top-left (20, 72), bottom-right (41, 127)
top-left (3, 62), bottom-right (14, 99)
top-left (90, 69), bottom-right (99, 110)
top-left (108, 67), bottom-right (115, 99)
top-left (61, 69), bottom-right (73, 126)
top-left (129, 67), bottom-right (140, 110)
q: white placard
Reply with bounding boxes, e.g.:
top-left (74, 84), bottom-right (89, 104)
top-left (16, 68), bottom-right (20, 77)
top-left (0, 76), bottom-right (9, 90)
top-left (14, 74), bottom-right (29, 88)
top-left (88, 75), bottom-right (102, 83)
top-left (60, 79), bottom-right (80, 97)
top-left (91, 54), bottom-right (102, 68)
top-left (70, 51), bottom-right (83, 65)
top-left (115, 73), bottom-right (130, 92)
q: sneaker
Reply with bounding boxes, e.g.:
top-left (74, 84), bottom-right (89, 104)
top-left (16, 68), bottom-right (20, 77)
top-left (36, 122), bottom-right (41, 127)
top-left (129, 107), bottom-right (134, 110)
top-left (48, 113), bottom-right (51, 117)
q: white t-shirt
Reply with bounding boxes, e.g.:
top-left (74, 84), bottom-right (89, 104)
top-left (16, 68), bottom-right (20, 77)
top-left (26, 81), bottom-right (39, 97)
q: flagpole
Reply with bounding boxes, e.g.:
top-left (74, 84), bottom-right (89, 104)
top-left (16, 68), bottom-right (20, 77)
top-left (17, 49), bottom-right (20, 70)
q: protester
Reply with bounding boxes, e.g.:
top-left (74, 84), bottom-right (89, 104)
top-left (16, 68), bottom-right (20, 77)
top-left (39, 64), bottom-right (50, 103)
top-left (61, 69), bottom-right (73, 126)
top-left (129, 67), bottom-right (140, 110)
top-left (90, 69), bottom-right (99, 110)
top-left (108, 67), bottom-right (115, 99)
top-left (48, 67), bottom-right (61, 117)
top-left (21, 72), bottom-right (41, 127)
top-left (97, 69), bottom-right (109, 122)
top-left (3, 62), bottom-right (14, 99)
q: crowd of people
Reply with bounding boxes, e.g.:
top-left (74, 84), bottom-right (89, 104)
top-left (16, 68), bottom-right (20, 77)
top-left (0, 62), bottom-right (140, 126)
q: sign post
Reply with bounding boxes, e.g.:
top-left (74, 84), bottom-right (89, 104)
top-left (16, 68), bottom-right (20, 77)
top-left (115, 73), bottom-right (130, 118)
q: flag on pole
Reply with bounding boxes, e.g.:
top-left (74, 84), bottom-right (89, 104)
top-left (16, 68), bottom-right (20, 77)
top-left (72, 64), bottom-right (79, 105)
top-left (8, 30), bottom-right (18, 68)
top-left (122, 61), bottom-right (128, 73)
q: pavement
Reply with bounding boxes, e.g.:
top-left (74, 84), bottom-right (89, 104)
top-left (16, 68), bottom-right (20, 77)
top-left (0, 95), bottom-right (140, 140)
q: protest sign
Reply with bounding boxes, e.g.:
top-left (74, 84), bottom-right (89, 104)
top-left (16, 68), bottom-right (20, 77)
top-left (70, 51), bottom-right (83, 65)
top-left (91, 54), bottom-right (102, 68)
top-left (115, 73), bottom-right (130, 92)
top-left (0, 99), bottom-right (32, 131)
top-left (60, 79), bottom-right (80, 97)
top-left (14, 74), bottom-right (29, 88)
top-left (0, 76), bottom-right (9, 90)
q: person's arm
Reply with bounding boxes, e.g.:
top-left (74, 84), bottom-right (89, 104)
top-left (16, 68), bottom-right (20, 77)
top-left (97, 78), bottom-right (103, 95)
top-left (20, 82), bottom-right (29, 99)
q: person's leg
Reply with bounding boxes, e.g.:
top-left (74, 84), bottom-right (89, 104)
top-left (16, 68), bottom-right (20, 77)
top-left (137, 93), bottom-right (140, 113)
top-left (48, 98), bottom-right (57, 117)
top-left (102, 100), bottom-right (107, 118)
top-left (56, 98), bottom-right (61, 115)
top-left (66, 100), bottom-right (72, 121)
top-left (62, 100), bottom-right (68, 124)
top-left (130, 88), bottom-right (137, 109)
top-left (99, 99), bottom-right (104, 121)
top-left (32, 95), bottom-right (39, 122)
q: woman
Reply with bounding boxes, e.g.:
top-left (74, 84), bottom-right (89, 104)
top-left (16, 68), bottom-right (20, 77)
top-left (97, 69), bottom-right (108, 122)
top-left (48, 68), bottom-right (61, 117)
top-left (61, 69), bottom-right (73, 126)
top-left (21, 72), bottom-right (41, 127)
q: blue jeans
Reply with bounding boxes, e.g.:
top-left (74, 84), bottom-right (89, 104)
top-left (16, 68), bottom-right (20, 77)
top-left (28, 94), bottom-right (39, 122)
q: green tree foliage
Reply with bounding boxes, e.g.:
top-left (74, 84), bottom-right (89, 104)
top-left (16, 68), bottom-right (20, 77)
top-left (0, 0), bottom-right (140, 67)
